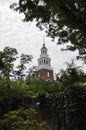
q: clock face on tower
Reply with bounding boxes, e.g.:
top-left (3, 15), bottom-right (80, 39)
top-left (38, 44), bottom-right (53, 80)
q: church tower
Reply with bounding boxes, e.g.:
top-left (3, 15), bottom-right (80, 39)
top-left (38, 44), bottom-right (53, 80)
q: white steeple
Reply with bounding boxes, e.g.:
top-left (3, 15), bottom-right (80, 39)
top-left (38, 44), bottom-right (53, 70)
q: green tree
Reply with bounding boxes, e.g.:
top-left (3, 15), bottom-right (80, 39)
top-left (56, 62), bottom-right (85, 88)
top-left (46, 85), bottom-right (86, 130)
top-left (16, 53), bottom-right (32, 79)
top-left (0, 47), bottom-right (18, 80)
top-left (27, 66), bottom-right (38, 79)
top-left (0, 47), bottom-right (33, 116)
top-left (64, 85), bottom-right (86, 130)
top-left (0, 108), bottom-right (50, 130)
top-left (11, 0), bottom-right (86, 60)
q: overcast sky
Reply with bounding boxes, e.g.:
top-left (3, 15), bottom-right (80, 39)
top-left (0, 0), bottom-right (86, 73)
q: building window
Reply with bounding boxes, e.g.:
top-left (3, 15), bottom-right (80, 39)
top-left (44, 59), bottom-right (45, 64)
top-left (46, 60), bottom-right (48, 64)
top-left (47, 72), bottom-right (50, 77)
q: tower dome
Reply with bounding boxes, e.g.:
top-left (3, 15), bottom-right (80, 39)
top-left (41, 44), bottom-right (47, 55)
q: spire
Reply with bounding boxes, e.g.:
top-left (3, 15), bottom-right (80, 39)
top-left (43, 35), bottom-right (45, 45)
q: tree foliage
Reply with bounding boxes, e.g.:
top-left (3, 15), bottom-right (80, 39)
top-left (56, 61), bottom-right (86, 88)
top-left (0, 47), bottom-right (32, 80)
top-left (16, 53), bottom-right (32, 79)
top-left (46, 85), bottom-right (86, 130)
top-left (0, 47), bottom-right (18, 80)
top-left (11, 0), bottom-right (86, 61)
top-left (0, 108), bottom-right (50, 130)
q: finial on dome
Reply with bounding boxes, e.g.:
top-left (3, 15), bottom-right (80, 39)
top-left (43, 43), bottom-right (45, 47)
top-left (43, 35), bottom-right (45, 44)
top-left (43, 35), bottom-right (46, 47)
